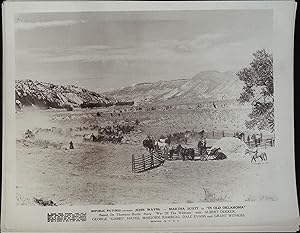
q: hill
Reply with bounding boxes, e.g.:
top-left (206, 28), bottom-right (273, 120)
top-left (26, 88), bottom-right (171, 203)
top-left (15, 79), bottom-right (117, 110)
top-left (105, 71), bottom-right (243, 105)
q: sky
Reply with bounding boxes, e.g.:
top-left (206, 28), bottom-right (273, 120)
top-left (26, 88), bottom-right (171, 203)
top-left (15, 10), bottom-right (273, 92)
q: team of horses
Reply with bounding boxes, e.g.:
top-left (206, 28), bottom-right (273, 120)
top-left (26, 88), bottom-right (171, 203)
top-left (142, 137), bottom-right (197, 161)
top-left (142, 131), bottom-right (227, 162)
top-left (140, 130), bottom-right (205, 150)
top-left (142, 129), bottom-right (268, 163)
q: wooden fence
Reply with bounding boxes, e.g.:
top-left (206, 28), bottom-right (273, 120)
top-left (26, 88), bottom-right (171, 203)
top-left (201, 130), bottom-right (275, 149)
top-left (132, 132), bottom-right (275, 172)
top-left (204, 131), bottom-right (233, 139)
top-left (245, 138), bottom-right (275, 149)
top-left (132, 151), bottom-right (165, 173)
top-left (204, 130), bottom-right (273, 140)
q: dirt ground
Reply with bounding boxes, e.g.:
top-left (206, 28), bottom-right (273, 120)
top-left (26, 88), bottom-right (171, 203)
top-left (16, 106), bottom-right (277, 206)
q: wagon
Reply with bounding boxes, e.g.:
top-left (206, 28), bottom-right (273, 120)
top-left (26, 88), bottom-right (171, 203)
top-left (193, 146), bottom-right (212, 161)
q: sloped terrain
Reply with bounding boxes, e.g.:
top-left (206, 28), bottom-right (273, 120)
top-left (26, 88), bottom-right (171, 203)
top-left (106, 71), bottom-right (244, 105)
top-left (15, 79), bottom-right (117, 110)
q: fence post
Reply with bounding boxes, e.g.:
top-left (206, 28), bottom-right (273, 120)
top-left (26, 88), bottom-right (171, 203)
top-left (142, 154), bottom-right (145, 170)
top-left (222, 131), bottom-right (225, 137)
top-left (132, 154), bottom-right (135, 173)
top-left (150, 153), bottom-right (154, 167)
top-left (212, 131), bottom-right (214, 138)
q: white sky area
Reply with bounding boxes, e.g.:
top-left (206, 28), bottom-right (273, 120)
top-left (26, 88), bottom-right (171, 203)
top-left (15, 10), bottom-right (272, 93)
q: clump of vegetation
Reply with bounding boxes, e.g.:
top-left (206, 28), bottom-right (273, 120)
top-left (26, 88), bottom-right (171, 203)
top-left (237, 49), bottom-right (274, 132)
top-left (80, 101), bottom-right (113, 108)
top-left (202, 188), bottom-right (228, 202)
top-left (33, 197), bottom-right (57, 206)
top-left (115, 101), bottom-right (134, 106)
top-left (63, 104), bottom-right (73, 111)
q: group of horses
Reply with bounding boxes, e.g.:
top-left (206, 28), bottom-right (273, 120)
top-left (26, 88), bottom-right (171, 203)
top-left (99, 125), bottom-right (135, 135)
top-left (144, 130), bottom-right (206, 146)
top-left (83, 124), bottom-right (135, 144)
top-left (169, 145), bottom-right (196, 161)
top-left (143, 137), bottom-right (196, 160)
top-left (142, 132), bottom-right (227, 161)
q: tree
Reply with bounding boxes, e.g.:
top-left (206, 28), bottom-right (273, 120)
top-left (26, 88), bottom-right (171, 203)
top-left (237, 49), bottom-right (274, 132)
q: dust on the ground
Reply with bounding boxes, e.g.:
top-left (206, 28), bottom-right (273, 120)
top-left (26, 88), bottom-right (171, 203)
top-left (16, 106), bottom-right (277, 206)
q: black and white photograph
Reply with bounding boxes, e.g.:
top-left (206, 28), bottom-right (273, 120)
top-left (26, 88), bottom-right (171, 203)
top-left (14, 9), bottom-right (277, 206)
top-left (2, 1), bottom-right (299, 232)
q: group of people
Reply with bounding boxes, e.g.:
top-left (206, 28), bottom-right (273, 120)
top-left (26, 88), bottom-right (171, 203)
top-left (234, 131), bottom-right (263, 147)
top-left (142, 133), bottom-right (208, 161)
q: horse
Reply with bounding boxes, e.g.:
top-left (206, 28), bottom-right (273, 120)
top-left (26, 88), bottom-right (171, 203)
top-left (168, 147), bottom-right (176, 160)
top-left (155, 140), bottom-right (168, 155)
top-left (173, 144), bottom-right (185, 159)
top-left (143, 138), bottom-right (155, 152)
top-left (245, 148), bottom-right (267, 162)
top-left (171, 132), bottom-right (186, 144)
top-left (166, 144), bottom-right (184, 160)
top-left (165, 136), bottom-right (171, 146)
top-left (181, 148), bottom-right (189, 161)
top-left (181, 148), bottom-right (195, 161)
top-left (83, 133), bottom-right (96, 142)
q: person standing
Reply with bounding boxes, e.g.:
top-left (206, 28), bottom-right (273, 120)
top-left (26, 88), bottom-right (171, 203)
top-left (69, 141), bottom-right (74, 149)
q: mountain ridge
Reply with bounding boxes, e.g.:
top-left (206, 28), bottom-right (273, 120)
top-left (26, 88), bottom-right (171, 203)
top-left (15, 79), bottom-right (118, 110)
top-left (15, 70), bottom-right (244, 110)
top-left (105, 70), bottom-right (243, 105)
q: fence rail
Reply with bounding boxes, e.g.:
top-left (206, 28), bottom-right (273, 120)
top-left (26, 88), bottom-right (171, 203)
top-left (189, 130), bottom-right (275, 149)
top-left (203, 130), bottom-right (274, 140)
top-left (245, 138), bottom-right (275, 149)
top-left (132, 132), bottom-right (275, 172)
top-left (132, 151), bottom-right (164, 173)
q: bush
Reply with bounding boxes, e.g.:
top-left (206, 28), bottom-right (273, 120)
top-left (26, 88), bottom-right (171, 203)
top-left (63, 104), bottom-right (73, 111)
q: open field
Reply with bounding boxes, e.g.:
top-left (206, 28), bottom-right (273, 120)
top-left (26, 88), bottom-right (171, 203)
top-left (16, 105), bottom-right (276, 206)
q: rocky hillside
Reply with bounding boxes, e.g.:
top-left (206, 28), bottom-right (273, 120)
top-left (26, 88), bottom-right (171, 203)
top-left (15, 79), bottom-right (117, 110)
top-left (106, 71), bottom-right (244, 105)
